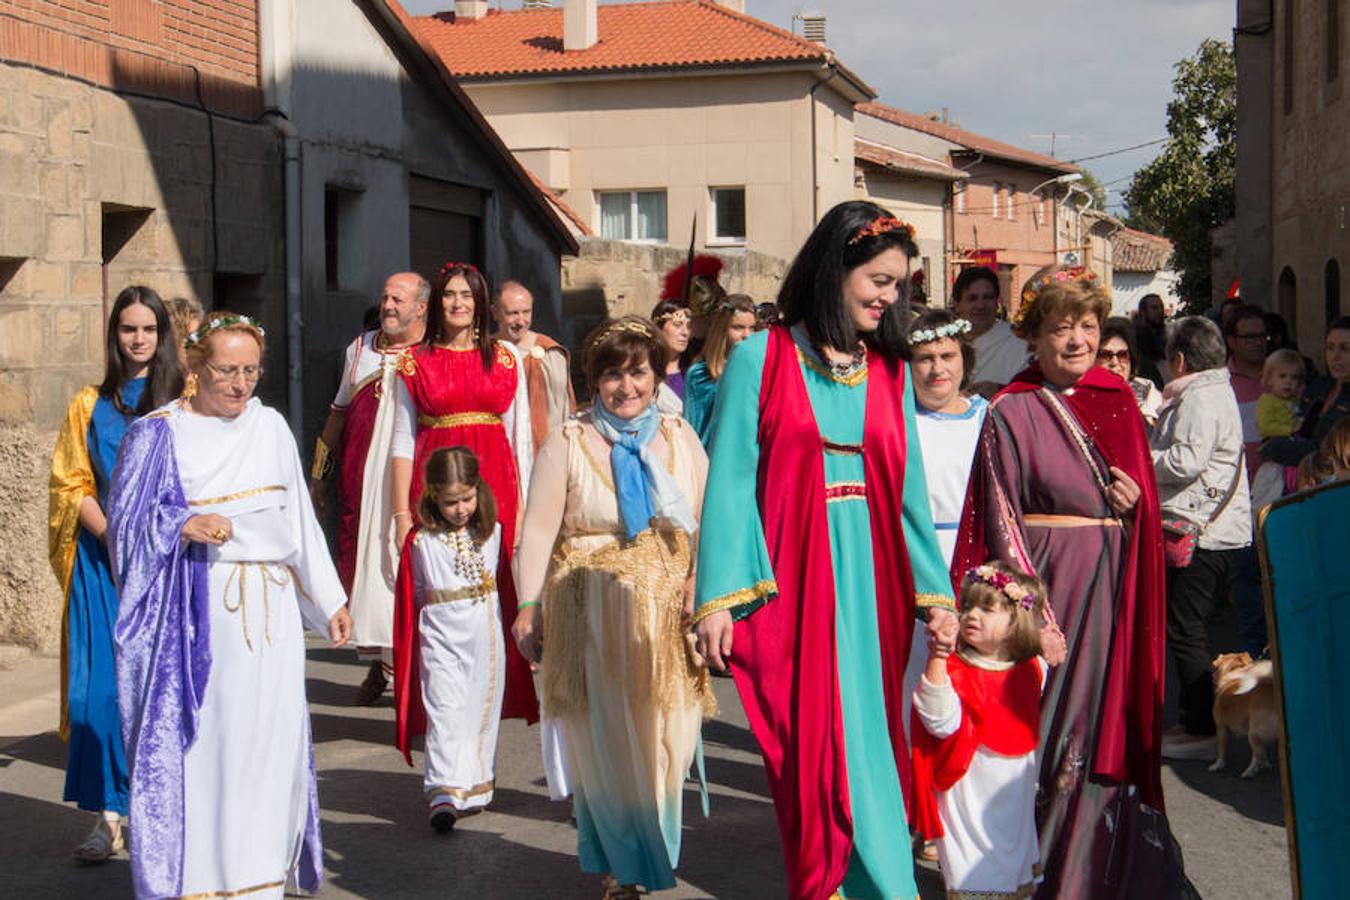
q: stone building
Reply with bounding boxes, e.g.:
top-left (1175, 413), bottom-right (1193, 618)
top-left (0, 0), bottom-right (576, 651)
top-left (0, 0), bottom-right (283, 651)
top-left (1235, 0), bottom-right (1350, 350)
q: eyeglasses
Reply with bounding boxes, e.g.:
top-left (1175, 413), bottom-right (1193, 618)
top-left (1097, 349), bottom-right (1132, 364)
top-left (203, 362), bottom-right (263, 383)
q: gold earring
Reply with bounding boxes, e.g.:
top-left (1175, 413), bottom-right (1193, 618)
top-left (183, 372), bottom-right (198, 400)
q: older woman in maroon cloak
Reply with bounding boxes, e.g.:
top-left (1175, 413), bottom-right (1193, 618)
top-left (951, 267), bottom-right (1195, 898)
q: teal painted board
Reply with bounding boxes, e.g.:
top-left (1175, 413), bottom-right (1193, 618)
top-left (1257, 478), bottom-right (1350, 900)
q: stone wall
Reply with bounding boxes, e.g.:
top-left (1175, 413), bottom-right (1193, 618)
top-left (0, 62), bottom-right (282, 652)
top-left (562, 236), bottom-right (787, 318)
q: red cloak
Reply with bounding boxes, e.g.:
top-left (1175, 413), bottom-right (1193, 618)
top-left (910, 656), bottom-right (1042, 840)
top-left (729, 325), bottom-right (921, 900)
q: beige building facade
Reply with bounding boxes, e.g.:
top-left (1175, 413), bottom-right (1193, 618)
top-left (465, 69), bottom-right (864, 262)
top-left (417, 1), bottom-right (874, 269)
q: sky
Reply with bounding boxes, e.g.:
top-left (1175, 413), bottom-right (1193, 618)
top-left (401, 0), bottom-right (1237, 215)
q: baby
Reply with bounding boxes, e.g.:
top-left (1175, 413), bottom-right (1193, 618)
top-left (1255, 348), bottom-right (1305, 440)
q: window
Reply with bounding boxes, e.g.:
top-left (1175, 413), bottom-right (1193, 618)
top-left (991, 182), bottom-right (1000, 217)
top-left (1006, 185), bottom-right (1016, 220)
top-left (317, 188), bottom-right (356, 290)
top-left (597, 190), bottom-right (668, 242)
top-left (955, 181), bottom-right (966, 214)
top-left (710, 187), bottom-right (747, 244)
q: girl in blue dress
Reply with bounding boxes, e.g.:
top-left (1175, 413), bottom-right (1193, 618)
top-left (48, 285), bottom-right (183, 862)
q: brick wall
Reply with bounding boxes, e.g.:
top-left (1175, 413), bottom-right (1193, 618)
top-left (0, 0), bottom-right (261, 117)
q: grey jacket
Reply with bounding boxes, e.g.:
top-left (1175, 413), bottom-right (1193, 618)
top-left (1150, 368), bottom-right (1253, 550)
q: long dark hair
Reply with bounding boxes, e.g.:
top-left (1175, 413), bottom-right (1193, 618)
top-left (99, 285), bottom-right (184, 415)
top-left (1101, 316), bottom-right (1141, 380)
top-left (426, 263), bottom-right (494, 370)
top-left (777, 200), bottom-right (918, 359)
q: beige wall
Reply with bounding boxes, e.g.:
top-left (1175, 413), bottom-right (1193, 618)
top-left (463, 69), bottom-right (857, 261)
top-left (0, 62), bottom-right (283, 651)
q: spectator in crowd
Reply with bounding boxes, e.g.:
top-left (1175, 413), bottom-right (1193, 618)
top-left (1263, 317), bottom-right (1350, 464)
top-left (1224, 305), bottom-right (1269, 482)
top-left (953, 266), bottom-right (1028, 397)
top-left (1256, 349), bottom-right (1306, 440)
top-left (1133, 293), bottom-right (1168, 387)
top-left (1264, 310), bottom-right (1318, 378)
top-left (1151, 316), bottom-right (1252, 760)
top-left (1099, 316), bottom-right (1163, 426)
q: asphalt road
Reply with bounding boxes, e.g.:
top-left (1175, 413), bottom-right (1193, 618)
top-left (0, 641), bottom-right (1290, 899)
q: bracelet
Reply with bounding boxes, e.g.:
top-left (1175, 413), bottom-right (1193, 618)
top-left (310, 438), bottom-right (334, 481)
top-left (393, 510), bottom-right (412, 520)
top-left (517, 600), bottom-right (540, 609)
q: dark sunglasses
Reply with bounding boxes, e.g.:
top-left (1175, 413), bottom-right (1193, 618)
top-left (1097, 349), bottom-right (1132, 364)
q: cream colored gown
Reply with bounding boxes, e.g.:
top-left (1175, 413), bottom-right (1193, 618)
top-left (517, 411), bottom-right (714, 891)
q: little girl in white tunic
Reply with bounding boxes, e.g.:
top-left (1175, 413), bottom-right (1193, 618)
top-left (395, 446), bottom-right (505, 832)
top-left (911, 562), bottom-right (1053, 900)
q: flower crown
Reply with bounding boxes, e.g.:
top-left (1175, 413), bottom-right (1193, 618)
top-left (438, 261), bottom-right (479, 279)
top-left (910, 318), bottom-right (972, 345)
top-left (184, 313), bottom-right (265, 350)
top-left (1012, 266), bottom-right (1098, 330)
top-left (963, 565), bottom-right (1035, 609)
top-left (848, 215), bottom-right (916, 246)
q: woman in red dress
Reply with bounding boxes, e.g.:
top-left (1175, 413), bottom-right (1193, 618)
top-left (390, 262), bottom-right (538, 728)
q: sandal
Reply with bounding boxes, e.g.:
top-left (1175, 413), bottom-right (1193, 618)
top-left (601, 876), bottom-right (647, 899)
top-left (72, 816), bottom-right (123, 864)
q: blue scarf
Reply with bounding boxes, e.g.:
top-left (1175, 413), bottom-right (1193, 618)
top-left (590, 401), bottom-right (697, 541)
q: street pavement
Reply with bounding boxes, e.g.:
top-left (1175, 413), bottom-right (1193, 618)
top-left (1, 642), bottom-right (1290, 899)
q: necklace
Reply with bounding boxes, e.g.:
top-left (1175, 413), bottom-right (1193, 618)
top-left (440, 528), bottom-right (490, 585)
top-left (374, 332), bottom-right (416, 354)
top-left (815, 341), bottom-right (867, 379)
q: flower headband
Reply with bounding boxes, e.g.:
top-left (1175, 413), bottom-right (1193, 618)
top-left (439, 261), bottom-right (479, 279)
top-left (910, 318), bottom-right (972, 345)
top-left (184, 313), bottom-right (265, 350)
top-left (848, 215), bottom-right (916, 246)
top-left (963, 565), bottom-right (1035, 609)
top-left (1012, 266), bottom-right (1098, 330)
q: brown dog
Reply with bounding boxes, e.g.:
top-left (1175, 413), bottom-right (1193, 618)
top-left (1208, 651), bottom-right (1279, 778)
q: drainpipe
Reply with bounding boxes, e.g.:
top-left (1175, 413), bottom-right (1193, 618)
top-left (809, 58), bottom-right (839, 223)
top-left (259, 0), bottom-right (304, 435)
top-left (266, 112), bottom-right (304, 436)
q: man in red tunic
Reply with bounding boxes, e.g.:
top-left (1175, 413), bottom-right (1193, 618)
top-left (492, 280), bottom-right (574, 451)
top-left (309, 272), bottom-right (428, 704)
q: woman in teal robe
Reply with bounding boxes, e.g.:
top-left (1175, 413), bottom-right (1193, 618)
top-left (682, 294), bottom-right (758, 444)
top-left (48, 286), bottom-right (182, 862)
top-left (693, 202), bottom-right (956, 900)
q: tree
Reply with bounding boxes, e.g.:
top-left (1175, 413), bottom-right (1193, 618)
top-left (1124, 39), bottom-right (1236, 312)
top-left (1077, 168), bottom-right (1109, 212)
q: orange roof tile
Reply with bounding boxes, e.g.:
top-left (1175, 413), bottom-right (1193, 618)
top-left (415, 0), bottom-right (868, 91)
top-left (855, 139), bottom-right (967, 182)
top-left (858, 102), bottom-right (1077, 175)
top-left (1111, 226), bottom-right (1174, 273)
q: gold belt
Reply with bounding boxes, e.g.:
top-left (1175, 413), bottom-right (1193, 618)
top-left (418, 412), bottom-right (502, 428)
top-left (423, 579), bottom-right (497, 606)
top-left (1023, 514), bottom-right (1120, 528)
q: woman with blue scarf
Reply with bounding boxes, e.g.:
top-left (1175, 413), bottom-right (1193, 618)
top-left (514, 316), bottom-right (714, 900)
